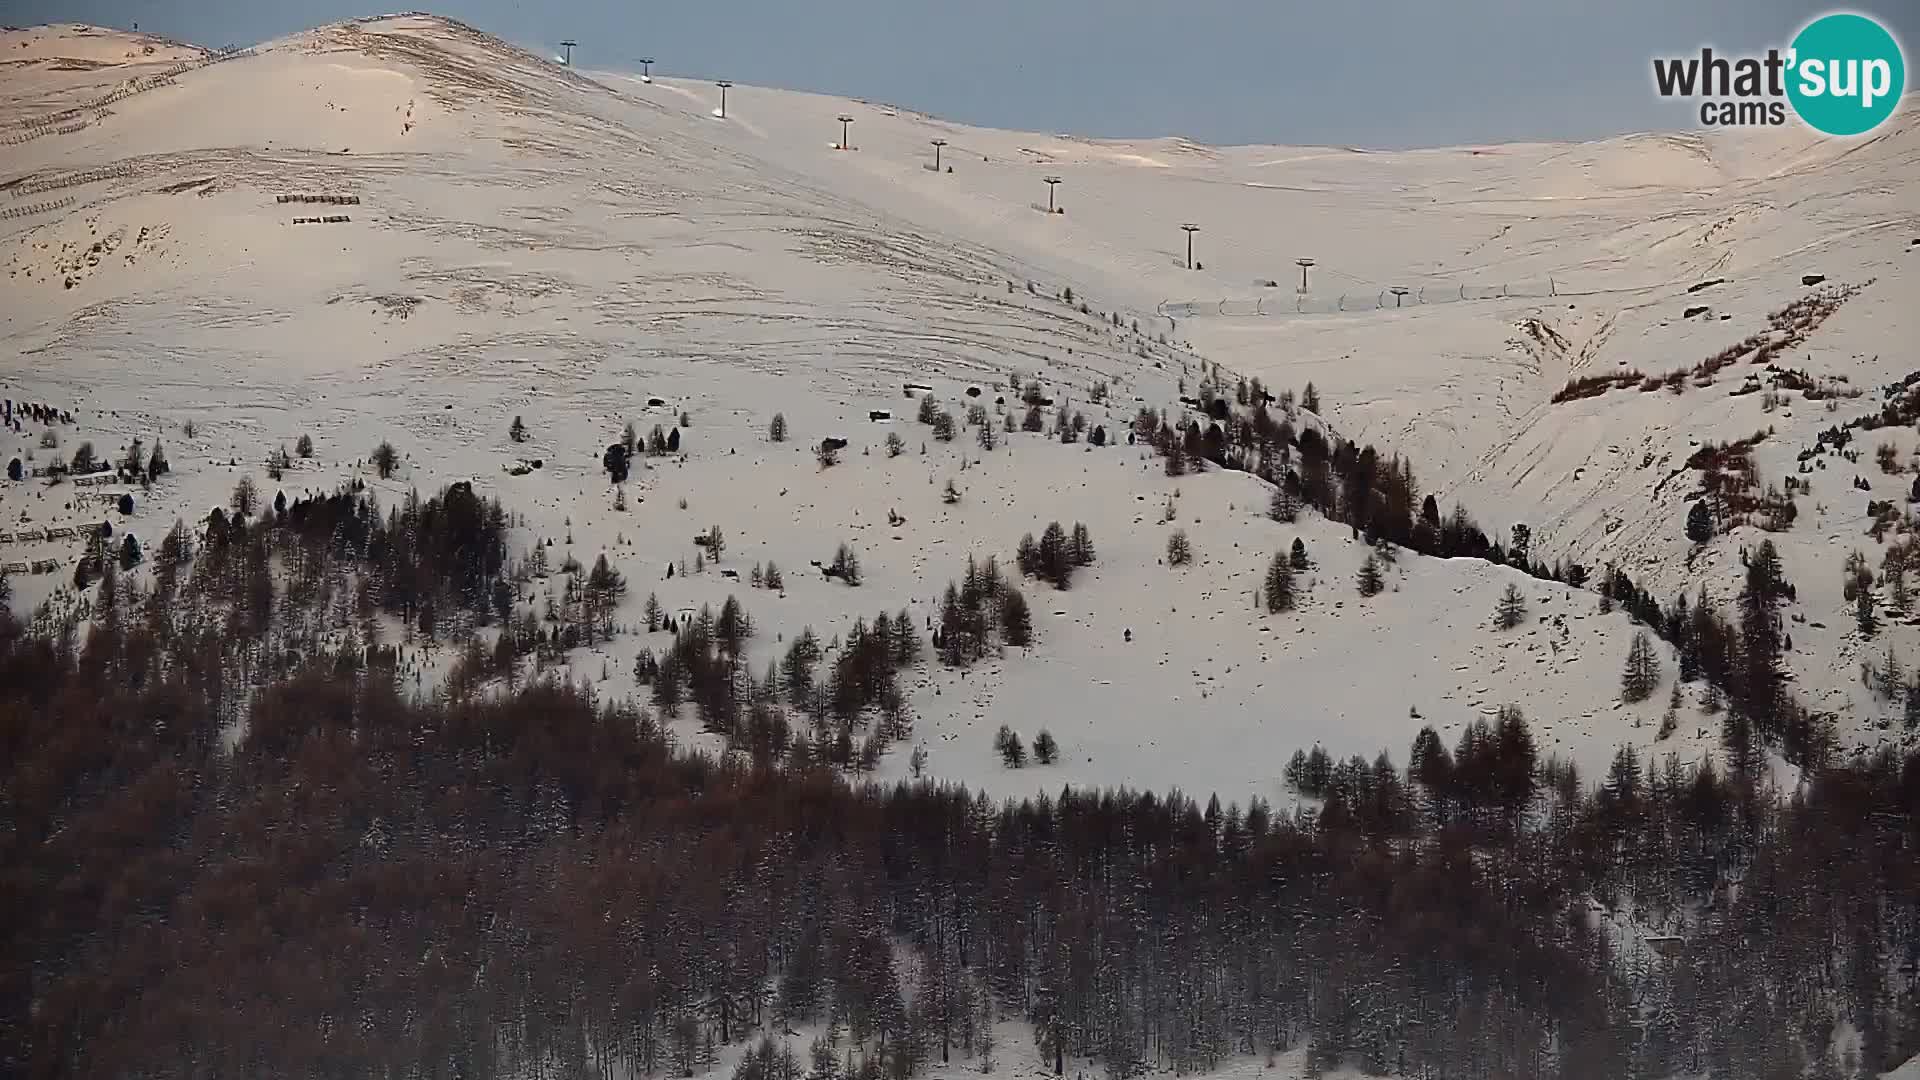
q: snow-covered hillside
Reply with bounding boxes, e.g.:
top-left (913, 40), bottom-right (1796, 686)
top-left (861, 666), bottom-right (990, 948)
top-left (1, 15), bottom-right (1914, 804)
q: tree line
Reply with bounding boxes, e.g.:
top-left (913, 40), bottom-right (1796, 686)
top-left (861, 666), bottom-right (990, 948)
top-left (1151, 373), bottom-right (1848, 770)
top-left (6, 485), bottom-right (1920, 1080)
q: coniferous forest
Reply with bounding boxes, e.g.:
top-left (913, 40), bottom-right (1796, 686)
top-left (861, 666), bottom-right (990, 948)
top-left (3, 484), bottom-right (1919, 1080)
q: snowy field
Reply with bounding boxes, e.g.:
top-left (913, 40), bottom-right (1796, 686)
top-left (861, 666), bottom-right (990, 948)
top-left (1, 15), bottom-right (1917, 813)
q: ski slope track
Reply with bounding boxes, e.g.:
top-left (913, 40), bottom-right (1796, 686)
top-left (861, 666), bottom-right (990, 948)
top-left (2, 15), bottom-right (1918, 809)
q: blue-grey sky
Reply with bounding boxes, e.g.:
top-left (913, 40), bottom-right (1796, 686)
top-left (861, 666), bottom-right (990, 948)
top-left (7, 0), bottom-right (1915, 147)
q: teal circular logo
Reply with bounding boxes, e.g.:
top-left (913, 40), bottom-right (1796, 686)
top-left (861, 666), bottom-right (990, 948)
top-left (1787, 13), bottom-right (1906, 136)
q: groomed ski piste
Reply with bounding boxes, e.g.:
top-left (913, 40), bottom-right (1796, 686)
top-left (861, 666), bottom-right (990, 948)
top-left (2, 17), bottom-right (1918, 1076)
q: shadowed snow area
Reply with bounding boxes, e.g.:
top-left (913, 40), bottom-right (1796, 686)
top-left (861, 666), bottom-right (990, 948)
top-left (3, 14), bottom-right (1918, 803)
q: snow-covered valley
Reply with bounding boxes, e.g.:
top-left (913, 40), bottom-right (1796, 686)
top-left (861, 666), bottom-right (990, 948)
top-left (3, 15), bottom-right (1920, 1079)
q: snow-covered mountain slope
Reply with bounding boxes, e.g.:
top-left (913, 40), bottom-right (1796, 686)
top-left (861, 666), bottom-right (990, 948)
top-left (1, 15), bottom-right (1912, 801)
top-left (0, 22), bottom-right (208, 127)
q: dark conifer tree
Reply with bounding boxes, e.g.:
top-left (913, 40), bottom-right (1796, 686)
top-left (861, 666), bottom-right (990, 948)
top-left (1356, 554), bottom-right (1384, 597)
top-left (994, 724), bottom-right (1026, 767)
top-left (1000, 588), bottom-right (1032, 648)
top-left (1269, 486), bottom-right (1300, 524)
top-left (1494, 583), bottom-right (1527, 630)
top-left (830, 544), bottom-right (862, 586)
top-left (890, 608), bottom-right (920, 666)
top-left (1603, 744), bottom-right (1644, 803)
top-left (1166, 530), bottom-right (1193, 567)
top-left (604, 443), bottom-right (631, 483)
top-left (1038, 522), bottom-right (1073, 588)
top-left (1016, 533), bottom-right (1040, 579)
top-left (1492, 705), bottom-right (1537, 814)
top-left (1686, 500), bottom-right (1713, 544)
top-left (1508, 523), bottom-right (1531, 568)
top-left (1738, 540), bottom-right (1789, 737)
top-left (1263, 554), bottom-right (1296, 613)
top-left (1032, 730), bottom-right (1058, 765)
top-left (1068, 523), bottom-right (1094, 567)
top-left (717, 595), bottom-right (753, 655)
